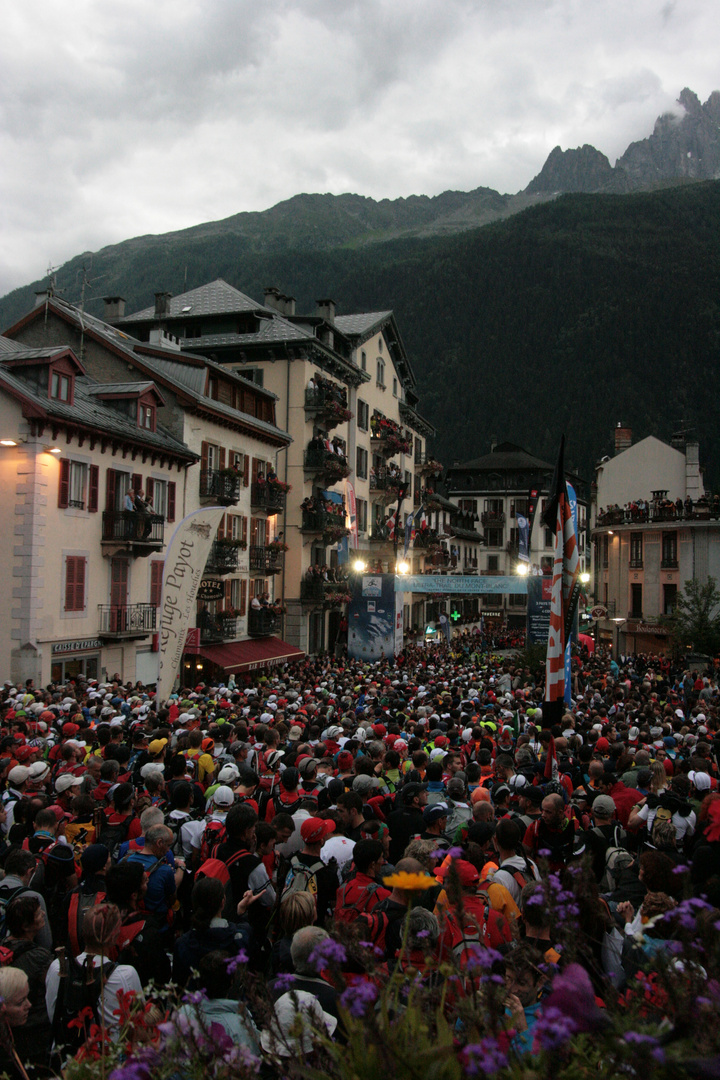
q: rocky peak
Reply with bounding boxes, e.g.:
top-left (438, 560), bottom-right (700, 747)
top-left (524, 144), bottom-right (615, 195)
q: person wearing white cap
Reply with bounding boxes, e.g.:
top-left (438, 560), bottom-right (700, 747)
top-left (2, 766), bottom-right (30, 834)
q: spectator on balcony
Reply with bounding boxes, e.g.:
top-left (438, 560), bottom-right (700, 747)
top-left (133, 489), bottom-right (152, 540)
top-left (250, 594), bottom-right (262, 612)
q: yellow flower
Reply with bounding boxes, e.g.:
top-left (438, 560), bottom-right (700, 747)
top-left (383, 872), bottom-right (436, 891)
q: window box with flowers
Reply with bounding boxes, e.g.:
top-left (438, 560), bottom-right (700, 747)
top-left (323, 524), bottom-right (350, 545)
top-left (266, 539), bottom-right (289, 553)
top-left (325, 592), bottom-right (351, 606)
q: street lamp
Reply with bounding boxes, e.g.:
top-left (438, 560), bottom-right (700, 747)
top-left (580, 572), bottom-right (590, 584)
top-left (353, 559), bottom-right (367, 573)
top-left (396, 561), bottom-right (410, 575)
top-left (516, 562), bottom-right (529, 576)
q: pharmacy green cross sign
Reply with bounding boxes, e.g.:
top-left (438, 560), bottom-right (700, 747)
top-left (450, 610), bottom-right (462, 621)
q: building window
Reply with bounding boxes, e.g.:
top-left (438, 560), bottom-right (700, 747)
top-left (356, 498), bottom-right (367, 534)
top-left (630, 532), bottom-right (643, 567)
top-left (459, 499), bottom-right (477, 514)
top-left (488, 555), bottom-right (499, 572)
top-left (376, 359), bottom-right (385, 388)
top-left (392, 377), bottom-right (398, 397)
top-left (357, 400), bottom-right (369, 431)
top-left (414, 438), bottom-right (422, 465)
top-left (68, 462), bottom-right (87, 509)
top-left (50, 370), bottom-right (71, 402)
top-left (64, 556), bottom-right (86, 613)
top-left (602, 535), bottom-right (609, 568)
top-left (360, 351), bottom-right (367, 372)
top-left (356, 447), bottom-right (368, 480)
top-left (484, 528), bottom-right (503, 548)
top-left (544, 528), bottom-right (554, 548)
top-left (662, 532), bottom-right (678, 568)
top-left (138, 403), bottom-right (156, 431)
top-left (630, 582), bottom-right (643, 618)
top-left (509, 593), bottom-right (527, 607)
top-left (663, 583), bottom-right (677, 615)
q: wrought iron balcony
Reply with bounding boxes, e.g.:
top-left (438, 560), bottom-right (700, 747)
top-left (301, 508), bottom-right (347, 533)
top-left (250, 483), bottom-right (286, 514)
top-left (199, 468), bottom-right (241, 506)
top-left (661, 557), bottom-right (678, 568)
top-left (204, 540), bottom-right (240, 575)
top-left (248, 609), bottom-right (282, 637)
top-left (249, 546), bottom-right (283, 574)
top-left (304, 386), bottom-right (352, 428)
top-left (101, 511), bottom-right (164, 554)
top-left (481, 511), bottom-right (506, 525)
top-left (98, 603), bottom-right (156, 639)
top-left (218, 612), bottom-right (240, 639)
top-left (303, 448), bottom-right (350, 482)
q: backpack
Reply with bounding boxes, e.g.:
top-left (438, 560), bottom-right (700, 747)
top-left (0, 883), bottom-right (30, 941)
top-left (51, 951), bottom-right (117, 1056)
top-left (0, 938), bottom-right (34, 967)
top-left (98, 812), bottom-right (133, 861)
top-left (199, 819), bottom-right (227, 863)
top-left (67, 887), bottom-right (107, 957)
top-left (335, 879), bottom-right (381, 925)
top-left (164, 812), bottom-right (189, 855)
top-left (354, 907), bottom-right (391, 954)
top-left (281, 855), bottom-right (325, 899)
top-left (592, 825), bottom-right (633, 893)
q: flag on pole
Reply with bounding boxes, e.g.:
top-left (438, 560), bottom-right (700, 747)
top-left (404, 506), bottom-right (420, 555)
top-left (387, 509), bottom-right (398, 541)
top-left (540, 436), bottom-right (580, 732)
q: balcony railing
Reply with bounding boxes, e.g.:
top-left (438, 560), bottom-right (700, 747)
top-left (301, 508), bottom-right (347, 533)
top-left (204, 540), bottom-right (240, 575)
top-left (98, 603), bottom-right (156, 638)
top-left (300, 579), bottom-right (347, 604)
top-left (218, 612), bottom-right (239, 639)
top-left (661, 557), bottom-right (678, 568)
top-left (413, 529), bottom-right (439, 549)
top-left (629, 559), bottom-right (643, 569)
top-left (101, 511), bottom-right (164, 551)
top-left (249, 546), bottom-right (283, 574)
top-left (370, 417), bottom-right (413, 455)
top-left (199, 468), bottom-right (241, 506)
top-left (303, 448), bottom-right (351, 482)
top-left (481, 511), bottom-right (506, 525)
top-left (304, 386), bottom-right (352, 427)
top-left (369, 471), bottom-right (404, 498)
top-left (197, 611), bottom-right (240, 644)
top-left (250, 483), bottom-right (286, 514)
top-left (248, 609), bottom-right (282, 637)
top-left (370, 525), bottom-right (392, 543)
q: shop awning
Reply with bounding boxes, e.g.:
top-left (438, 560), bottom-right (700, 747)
top-left (197, 637), bottom-right (305, 674)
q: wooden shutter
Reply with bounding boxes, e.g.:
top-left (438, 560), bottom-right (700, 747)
top-left (241, 517), bottom-right (248, 546)
top-left (105, 468), bottom-right (117, 511)
top-left (167, 481), bottom-right (176, 522)
top-left (201, 441), bottom-right (209, 474)
top-left (150, 561), bottom-right (163, 606)
top-left (58, 459), bottom-right (70, 508)
top-left (219, 447), bottom-right (226, 471)
top-left (216, 514), bottom-right (225, 540)
top-left (224, 579), bottom-right (232, 611)
top-left (65, 556), bottom-right (85, 612)
top-left (250, 516), bottom-right (258, 545)
top-left (88, 465), bottom-right (99, 512)
top-left (146, 477), bottom-right (154, 502)
top-left (240, 579), bottom-right (247, 616)
top-left (251, 458), bottom-right (260, 482)
top-left (242, 455), bottom-right (249, 487)
top-left (132, 473), bottom-right (142, 493)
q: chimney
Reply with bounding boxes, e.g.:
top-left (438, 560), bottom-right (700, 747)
top-left (614, 422), bottom-right (632, 455)
top-left (490, 434), bottom-right (497, 452)
top-left (34, 290), bottom-right (51, 308)
top-left (103, 296), bottom-right (126, 321)
top-left (264, 287), bottom-right (281, 311)
top-left (316, 298), bottom-right (336, 323)
top-left (277, 294), bottom-right (296, 317)
top-left (671, 427), bottom-right (686, 451)
top-left (685, 440), bottom-right (702, 501)
top-left (154, 292), bottom-right (172, 319)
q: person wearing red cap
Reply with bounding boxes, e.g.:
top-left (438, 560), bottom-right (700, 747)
top-left (435, 859), bottom-right (513, 958)
top-left (283, 817), bottom-right (338, 920)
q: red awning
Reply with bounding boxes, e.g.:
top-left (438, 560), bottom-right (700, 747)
top-left (197, 637), bottom-right (305, 674)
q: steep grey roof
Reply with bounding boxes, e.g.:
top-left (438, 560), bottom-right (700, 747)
top-left (334, 312), bottom-right (392, 336)
top-left (0, 359), bottom-right (195, 459)
top-left (86, 381), bottom-right (156, 396)
top-left (119, 279), bottom-right (270, 323)
top-left (450, 442), bottom-right (553, 472)
top-left (0, 337), bottom-right (27, 355)
top-left (181, 314), bottom-right (316, 349)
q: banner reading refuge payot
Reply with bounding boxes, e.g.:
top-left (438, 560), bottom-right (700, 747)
top-left (157, 506), bottom-right (226, 704)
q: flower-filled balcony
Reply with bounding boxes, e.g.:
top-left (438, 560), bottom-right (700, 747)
top-left (98, 603), bottom-right (156, 639)
top-left (199, 468), bottom-right (241, 506)
top-left (248, 608), bottom-right (283, 637)
top-left (413, 528), bottom-right (439, 550)
top-left (204, 539), bottom-right (242, 575)
top-left (217, 611), bottom-right (240, 640)
top-left (324, 590), bottom-right (351, 608)
top-left (303, 445), bottom-right (351, 484)
top-left (251, 480), bottom-right (288, 515)
top-left (249, 542), bottom-right (286, 574)
top-left (301, 577), bottom-right (349, 605)
top-left (370, 415), bottom-right (413, 457)
top-left (304, 384), bottom-right (353, 429)
top-left (369, 466), bottom-right (405, 503)
top-left (301, 506), bottom-right (346, 533)
top-left (416, 453), bottom-right (444, 477)
top-left (101, 511), bottom-right (164, 557)
top-left (481, 510), bottom-right (506, 525)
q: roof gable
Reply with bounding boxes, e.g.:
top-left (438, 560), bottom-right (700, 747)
top-left (120, 279), bottom-right (269, 323)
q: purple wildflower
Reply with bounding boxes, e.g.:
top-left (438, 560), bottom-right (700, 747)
top-left (273, 972), bottom-right (297, 993)
top-left (446, 845), bottom-right (463, 858)
top-left (308, 936), bottom-right (347, 971)
top-left (624, 1032), bottom-right (665, 1062)
top-left (109, 1055), bottom-right (160, 1080)
top-left (534, 1005), bottom-right (577, 1051)
top-left (672, 864), bottom-right (689, 874)
top-left (461, 1037), bottom-right (508, 1076)
top-left (225, 947), bottom-right (249, 975)
top-left (465, 945), bottom-right (504, 972)
top-left (340, 980), bottom-right (378, 1017)
top-left (541, 963), bottom-right (604, 1033)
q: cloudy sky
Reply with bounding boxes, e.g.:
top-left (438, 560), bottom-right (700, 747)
top-left (0, 0), bottom-right (717, 297)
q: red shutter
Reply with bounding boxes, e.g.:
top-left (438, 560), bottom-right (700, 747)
top-left (150, 561), bottom-right (163, 606)
top-left (242, 455), bottom-right (249, 487)
top-left (58, 459), bottom-right (70, 508)
top-left (250, 516), bottom-right (257, 545)
top-left (241, 517), bottom-right (248, 546)
top-left (251, 458), bottom-right (259, 482)
top-left (201, 442), bottom-right (209, 473)
top-left (88, 465), bottom-right (99, 512)
top-left (167, 481), bottom-right (176, 522)
top-left (65, 556), bottom-right (85, 612)
top-left (132, 473), bottom-right (142, 493)
top-left (106, 468), bottom-right (117, 511)
top-left (146, 477), bottom-right (154, 502)
top-left (217, 514), bottom-right (226, 540)
top-left (240, 579), bottom-right (247, 617)
top-left (219, 447), bottom-right (226, 471)
top-left (224, 579), bottom-right (231, 611)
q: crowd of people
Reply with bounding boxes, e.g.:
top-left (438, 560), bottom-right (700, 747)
top-left (0, 642), bottom-right (717, 1075)
top-left (596, 493), bottom-right (720, 525)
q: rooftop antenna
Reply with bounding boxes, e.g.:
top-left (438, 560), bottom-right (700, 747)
top-left (74, 262), bottom-right (106, 362)
top-left (43, 263), bottom-right (64, 328)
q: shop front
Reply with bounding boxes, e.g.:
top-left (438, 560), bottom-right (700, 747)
top-left (50, 637), bottom-right (103, 684)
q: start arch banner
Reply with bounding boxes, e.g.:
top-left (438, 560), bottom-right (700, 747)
top-left (395, 575), bottom-right (528, 594)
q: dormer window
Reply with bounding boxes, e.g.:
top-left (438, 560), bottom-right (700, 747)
top-left (138, 402), bottom-right (156, 431)
top-left (50, 370), bottom-right (72, 402)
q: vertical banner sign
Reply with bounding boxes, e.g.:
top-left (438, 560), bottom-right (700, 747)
top-left (157, 506), bottom-right (226, 704)
top-left (526, 576), bottom-right (553, 644)
top-left (517, 513), bottom-right (530, 562)
top-left (345, 480), bottom-right (358, 550)
top-left (348, 574), bottom-right (396, 661)
top-left (394, 590), bottom-right (404, 656)
top-left (527, 487), bottom-right (540, 552)
top-left (564, 483), bottom-right (578, 705)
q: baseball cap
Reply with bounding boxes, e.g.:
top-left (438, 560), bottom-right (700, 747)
top-left (8, 766), bottom-right (30, 785)
top-left (55, 773), bottom-right (83, 793)
top-left (592, 794), bottom-right (616, 817)
top-left (402, 782), bottom-right (427, 802)
top-left (287, 726), bottom-right (303, 741)
top-left (423, 802), bottom-right (449, 825)
top-left (266, 750), bottom-right (284, 769)
top-left (689, 771), bottom-right (712, 792)
top-left (28, 761), bottom-right (50, 782)
top-left (148, 738), bottom-right (168, 755)
top-left (300, 817), bottom-right (336, 845)
top-left (352, 775), bottom-right (380, 795)
top-left (218, 765), bottom-right (240, 784)
top-left (435, 858), bottom-right (479, 887)
top-left (212, 785), bottom-right (235, 808)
